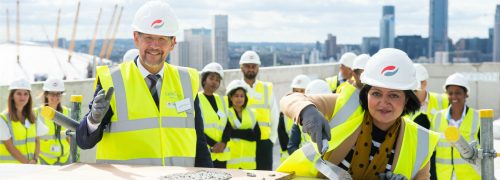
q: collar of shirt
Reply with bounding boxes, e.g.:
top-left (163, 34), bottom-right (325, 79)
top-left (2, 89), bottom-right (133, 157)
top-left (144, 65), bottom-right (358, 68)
top-left (136, 58), bottom-right (165, 79)
top-left (337, 72), bottom-right (346, 83)
top-left (447, 105), bottom-right (467, 127)
top-left (241, 78), bottom-right (256, 88)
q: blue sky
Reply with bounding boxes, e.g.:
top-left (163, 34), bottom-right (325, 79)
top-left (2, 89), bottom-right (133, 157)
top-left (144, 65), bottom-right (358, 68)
top-left (0, 0), bottom-right (497, 44)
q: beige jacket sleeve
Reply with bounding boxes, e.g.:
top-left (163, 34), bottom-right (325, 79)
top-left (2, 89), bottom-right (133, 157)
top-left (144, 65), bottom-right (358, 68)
top-left (413, 162), bottom-right (431, 180)
top-left (279, 92), bottom-right (338, 124)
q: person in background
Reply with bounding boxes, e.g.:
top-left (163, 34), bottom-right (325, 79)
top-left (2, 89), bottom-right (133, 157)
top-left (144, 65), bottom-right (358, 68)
top-left (239, 51), bottom-right (278, 170)
top-left (278, 74), bottom-right (310, 162)
top-left (122, 49), bottom-right (139, 63)
top-left (326, 52), bottom-right (356, 93)
top-left (225, 80), bottom-right (260, 170)
top-left (431, 73), bottom-right (480, 180)
top-left (36, 78), bottom-right (71, 165)
top-left (0, 78), bottom-right (48, 164)
top-left (199, 62), bottom-right (231, 168)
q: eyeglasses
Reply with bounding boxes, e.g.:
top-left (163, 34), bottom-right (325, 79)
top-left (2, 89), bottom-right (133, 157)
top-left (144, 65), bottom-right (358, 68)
top-left (138, 32), bottom-right (173, 46)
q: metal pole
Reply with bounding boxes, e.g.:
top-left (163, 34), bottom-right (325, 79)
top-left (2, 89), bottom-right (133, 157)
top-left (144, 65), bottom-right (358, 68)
top-left (479, 109), bottom-right (495, 180)
top-left (70, 95), bottom-right (83, 163)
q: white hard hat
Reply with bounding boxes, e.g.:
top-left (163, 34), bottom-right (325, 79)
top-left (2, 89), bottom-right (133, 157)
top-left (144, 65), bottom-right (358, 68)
top-left (9, 78), bottom-right (31, 91)
top-left (239, 51), bottom-right (261, 65)
top-left (226, 80), bottom-right (248, 95)
top-left (413, 64), bottom-right (429, 82)
top-left (43, 78), bottom-right (65, 92)
top-left (361, 48), bottom-right (418, 90)
top-left (338, 52), bottom-right (356, 68)
top-left (305, 80), bottom-right (332, 95)
top-left (352, 54), bottom-right (370, 70)
top-left (123, 49), bottom-right (139, 62)
top-left (290, 74), bottom-right (311, 89)
top-left (443, 73), bottom-right (470, 92)
top-left (131, 1), bottom-right (179, 36)
top-left (201, 62), bottom-right (224, 79)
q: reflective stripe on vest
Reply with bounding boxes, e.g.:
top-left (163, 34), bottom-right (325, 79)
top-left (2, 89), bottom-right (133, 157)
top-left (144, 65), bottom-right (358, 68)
top-left (411, 125), bottom-right (430, 178)
top-left (329, 88), bottom-right (360, 128)
top-left (248, 81), bottom-right (272, 140)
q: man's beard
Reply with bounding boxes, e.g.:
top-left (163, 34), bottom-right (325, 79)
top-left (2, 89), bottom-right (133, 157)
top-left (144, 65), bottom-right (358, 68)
top-left (244, 72), bottom-right (257, 80)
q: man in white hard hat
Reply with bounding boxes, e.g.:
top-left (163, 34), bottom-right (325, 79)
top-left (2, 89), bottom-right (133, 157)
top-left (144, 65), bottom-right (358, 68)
top-left (350, 54), bottom-right (370, 90)
top-left (76, 1), bottom-right (212, 167)
top-left (410, 64), bottom-right (449, 129)
top-left (239, 50), bottom-right (279, 170)
top-left (430, 73), bottom-right (480, 180)
top-left (325, 52), bottom-right (356, 93)
top-left (277, 74), bottom-right (310, 162)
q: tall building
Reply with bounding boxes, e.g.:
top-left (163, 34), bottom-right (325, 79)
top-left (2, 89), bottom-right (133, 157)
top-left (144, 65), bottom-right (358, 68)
top-left (429, 0), bottom-right (449, 60)
top-left (488, 28), bottom-right (494, 55)
top-left (494, 5), bottom-right (500, 62)
top-left (324, 34), bottom-right (337, 60)
top-left (170, 41), bottom-right (189, 67)
top-left (212, 15), bottom-right (229, 68)
top-left (184, 28), bottom-right (212, 70)
top-left (362, 37), bottom-right (380, 55)
top-left (395, 35), bottom-right (428, 60)
top-left (380, 5), bottom-right (395, 48)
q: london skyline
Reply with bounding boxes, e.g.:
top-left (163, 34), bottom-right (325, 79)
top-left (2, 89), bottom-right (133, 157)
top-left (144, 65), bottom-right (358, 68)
top-left (0, 0), bottom-right (497, 44)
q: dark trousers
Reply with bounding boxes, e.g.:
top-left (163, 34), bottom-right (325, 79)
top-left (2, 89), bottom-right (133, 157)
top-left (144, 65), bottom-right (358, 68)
top-left (256, 139), bottom-right (273, 170)
top-left (213, 160), bottom-right (226, 168)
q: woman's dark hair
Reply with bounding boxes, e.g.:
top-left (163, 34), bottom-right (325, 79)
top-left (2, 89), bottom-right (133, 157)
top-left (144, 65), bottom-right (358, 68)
top-left (227, 87), bottom-right (248, 108)
top-left (201, 72), bottom-right (221, 88)
top-left (44, 91), bottom-right (63, 113)
top-left (359, 84), bottom-right (421, 117)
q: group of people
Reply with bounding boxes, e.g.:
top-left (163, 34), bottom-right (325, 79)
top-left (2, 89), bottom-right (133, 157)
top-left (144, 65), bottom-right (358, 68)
top-left (0, 1), bottom-right (483, 180)
top-left (1, 78), bottom-right (71, 165)
top-left (278, 49), bottom-right (481, 180)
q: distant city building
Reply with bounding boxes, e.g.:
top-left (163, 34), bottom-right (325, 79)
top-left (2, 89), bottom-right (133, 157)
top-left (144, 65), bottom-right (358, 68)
top-left (337, 44), bottom-right (362, 56)
top-left (429, 0), bottom-right (449, 60)
top-left (362, 37), bottom-right (380, 55)
top-left (454, 38), bottom-right (490, 63)
top-left (324, 34), bottom-right (337, 60)
top-left (309, 49), bottom-right (321, 64)
top-left (315, 41), bottom-right (322, 52)
top-left (170, 41), bottom-right (189, 67)
top-left (380, 5), bottom-right (395, 48)
top-left (184, 28), bottom-right (212, 70)
top-left (488, 28), bottom-right (494, 56)
top-left (395, 35), bottom-right (427, 60)
top-left (212, 15), bottom-right (229, 68)
top-left (494, 5), bottom-right (500, 62)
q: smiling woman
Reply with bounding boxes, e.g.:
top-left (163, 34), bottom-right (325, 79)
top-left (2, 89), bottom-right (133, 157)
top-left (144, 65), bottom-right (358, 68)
top-left (277, 48), bottom-right (440, 180)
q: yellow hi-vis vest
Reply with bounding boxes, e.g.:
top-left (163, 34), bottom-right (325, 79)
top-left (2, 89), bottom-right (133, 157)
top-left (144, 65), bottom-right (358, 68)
top-left (36, 106), bottom-right (71, 165)
top-left (408, 92), bottom-right (449, 122)
top-left (0, 112), bottom-right (37, 164)
top-left (326, 75), bottom-right (351, 93)
top-left (431, 108), bottom-right (481, 180)
top-left (247, 80), bottom-right (273, 140)
top-left (94, 61), bottom-right (199, 166)
top-left (226, 107), bottom-right (257, 170)
top-left (198, 92), bottom-right (230, 161)
top-left (277, 114), bottom-right (439, 179)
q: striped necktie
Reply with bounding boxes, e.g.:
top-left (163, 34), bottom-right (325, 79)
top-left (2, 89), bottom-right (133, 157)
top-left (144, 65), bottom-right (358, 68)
top-left (147, 74), bottom-right (161, 108)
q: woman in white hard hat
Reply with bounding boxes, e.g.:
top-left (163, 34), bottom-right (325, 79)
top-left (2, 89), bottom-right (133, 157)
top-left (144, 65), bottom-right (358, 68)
top-left (0, 79), bottom-right (48, 164)
top-left (278, 48), bottom-right (439, 179)
top-left (198, 62), bottom-right (231, 168)
top-left (430, 73), bottom-right (480, 180)
top-left (36, 77), bottom-right (71, 165)
top-left (278, 74), bottom-right (310, 162)
top-left (225, 80), bottom-right (260, 170)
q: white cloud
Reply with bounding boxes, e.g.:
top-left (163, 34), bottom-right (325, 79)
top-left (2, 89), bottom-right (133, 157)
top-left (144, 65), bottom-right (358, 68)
top-left (0, 0), bottom-right (497, 44)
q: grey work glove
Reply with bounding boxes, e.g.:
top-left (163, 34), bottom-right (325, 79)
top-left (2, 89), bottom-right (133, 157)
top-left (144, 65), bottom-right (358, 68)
top-left (461, 141), bottom-right (481, 174)
top-left (379, 172), bottom-right (407, 180)
top-left (300, 105), bottom-right (331, 154)
top-left (89, 87), bottom-right (114, 124)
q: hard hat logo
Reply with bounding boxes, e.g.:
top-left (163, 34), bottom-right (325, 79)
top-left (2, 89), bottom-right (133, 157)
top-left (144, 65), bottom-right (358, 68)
top-left (151, 19), bottom-right (164, 29)
top-left (381, 65), bottom-right (399, 76)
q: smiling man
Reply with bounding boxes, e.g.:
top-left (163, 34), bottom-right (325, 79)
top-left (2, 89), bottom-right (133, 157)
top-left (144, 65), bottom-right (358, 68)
top-left (75, 1), bottom-right (212, 167)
